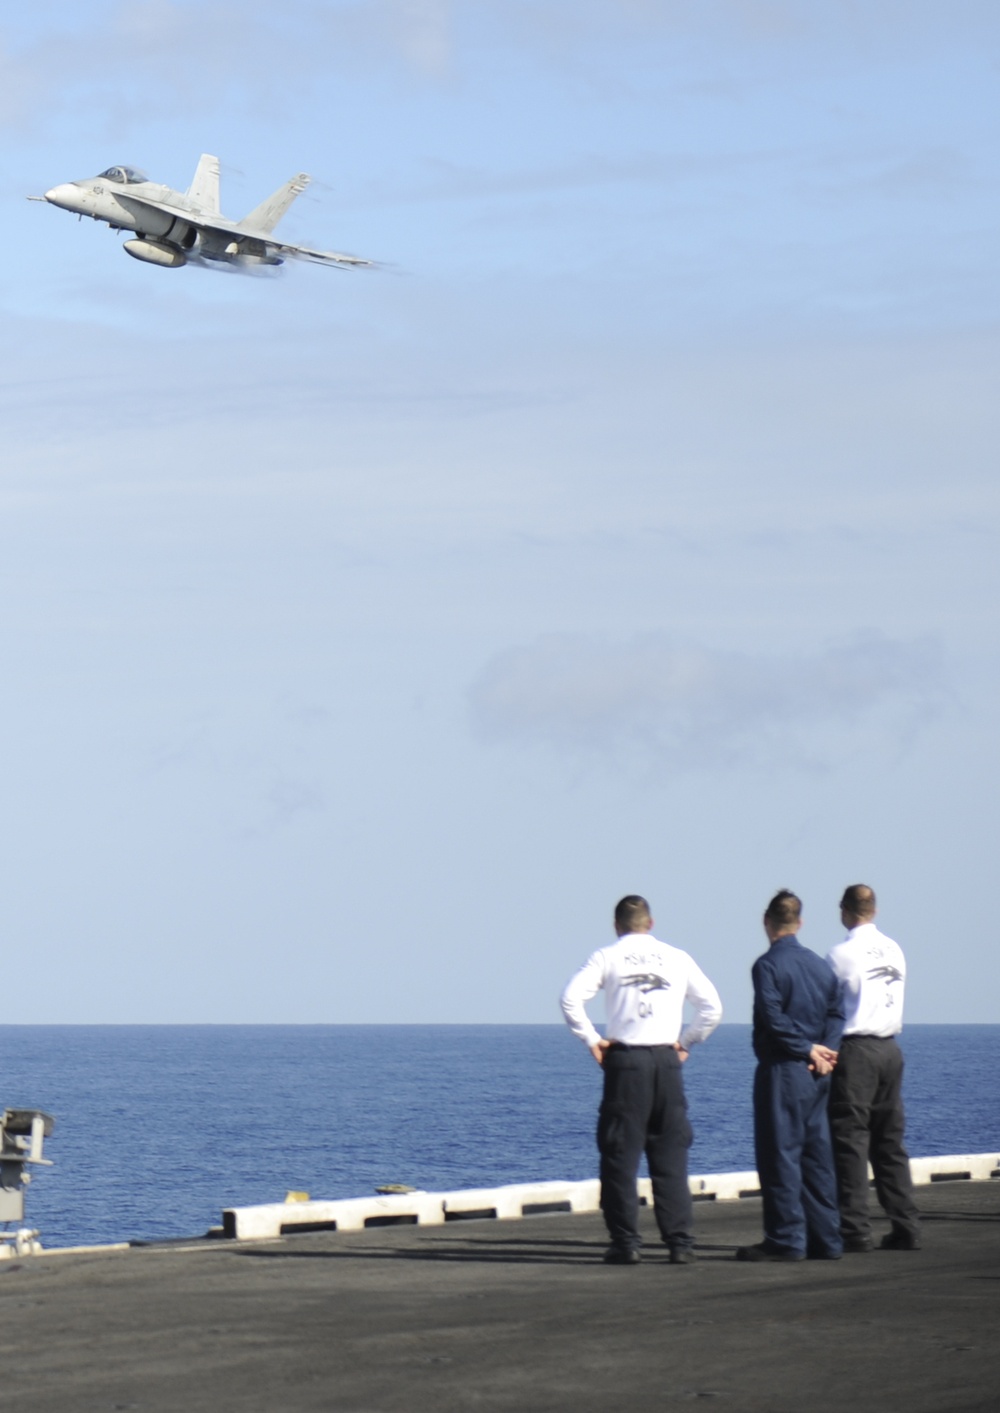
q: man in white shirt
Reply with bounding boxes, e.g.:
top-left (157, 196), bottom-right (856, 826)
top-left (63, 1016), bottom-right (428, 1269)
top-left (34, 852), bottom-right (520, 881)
top-left (560, 894), bottom-right (722, 1265)
top-left (826, 884), bottom-right (921, 1252)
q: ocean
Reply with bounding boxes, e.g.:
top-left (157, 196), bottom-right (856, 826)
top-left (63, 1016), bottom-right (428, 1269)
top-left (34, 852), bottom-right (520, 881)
top-left (1, 1024), bottom-right (996, 1249)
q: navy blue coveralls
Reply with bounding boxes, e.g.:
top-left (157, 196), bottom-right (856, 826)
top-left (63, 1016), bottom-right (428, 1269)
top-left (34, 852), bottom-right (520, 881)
top-left (751, 937), bottom-right (845, 1257)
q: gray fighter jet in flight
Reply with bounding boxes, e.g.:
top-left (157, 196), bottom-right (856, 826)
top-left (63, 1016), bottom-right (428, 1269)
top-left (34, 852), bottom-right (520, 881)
top-left (38, 154), bottom-right (372, 271)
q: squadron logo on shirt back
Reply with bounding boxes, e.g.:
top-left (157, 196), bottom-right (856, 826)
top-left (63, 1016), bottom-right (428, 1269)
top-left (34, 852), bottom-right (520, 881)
top-left (867, 964), bottom-right (903, 984)
top-left (621, 973), bottom-right (671, 994)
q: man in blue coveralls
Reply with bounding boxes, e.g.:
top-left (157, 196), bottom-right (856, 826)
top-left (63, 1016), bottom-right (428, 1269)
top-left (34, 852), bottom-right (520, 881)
top-left (737, 889), bottom-right (845, 1262)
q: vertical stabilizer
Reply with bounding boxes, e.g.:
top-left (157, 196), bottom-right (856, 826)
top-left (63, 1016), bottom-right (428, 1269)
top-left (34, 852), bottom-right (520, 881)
top-left (187, 154), bottom-right (221, 214)
top-left (240, 173), bottom-right (311, 234)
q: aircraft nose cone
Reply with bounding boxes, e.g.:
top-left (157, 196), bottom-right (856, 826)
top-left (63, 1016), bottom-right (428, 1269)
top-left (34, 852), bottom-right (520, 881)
top-left (44, 182), bottom-right (81, 209)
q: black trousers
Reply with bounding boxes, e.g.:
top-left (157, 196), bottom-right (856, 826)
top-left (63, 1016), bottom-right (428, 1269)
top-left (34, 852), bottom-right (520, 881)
top-left (597, 1044), bottom-right (693, 1252)
top-left (828, 1034), bottom-right (920, 1241)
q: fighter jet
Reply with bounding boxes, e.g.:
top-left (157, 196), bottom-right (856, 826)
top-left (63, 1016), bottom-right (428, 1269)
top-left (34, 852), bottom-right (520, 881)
top-left (38, 154), bottom-right (372, 271)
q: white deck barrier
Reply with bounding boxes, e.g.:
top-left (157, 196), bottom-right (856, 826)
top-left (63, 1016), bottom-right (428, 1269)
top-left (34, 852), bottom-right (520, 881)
top-left (222, 1152), bottom-right (1000, 1241)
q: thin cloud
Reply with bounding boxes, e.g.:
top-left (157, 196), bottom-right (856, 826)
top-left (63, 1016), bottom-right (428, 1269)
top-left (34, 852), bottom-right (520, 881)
top-left (0, 1), bottom-right (459, 131)
top-left (262, 777), bottom-right (326, 823)
top-left (350, 148), bottom-right (781, 209)
top-left (797, 148), bottom-right (970, 206)
top-left (468, 631), bottom-right (943, 772)
top-left (4, 1), bottom-right (995, 132)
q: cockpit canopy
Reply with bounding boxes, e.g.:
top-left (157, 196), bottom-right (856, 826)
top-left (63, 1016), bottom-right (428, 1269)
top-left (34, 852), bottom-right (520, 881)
top-left (97, 166), bottom-right (148, 185)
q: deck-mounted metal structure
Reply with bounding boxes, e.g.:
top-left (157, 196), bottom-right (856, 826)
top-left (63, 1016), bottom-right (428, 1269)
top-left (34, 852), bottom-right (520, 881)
top-left (0, 1108), bottom-right (55, 1257)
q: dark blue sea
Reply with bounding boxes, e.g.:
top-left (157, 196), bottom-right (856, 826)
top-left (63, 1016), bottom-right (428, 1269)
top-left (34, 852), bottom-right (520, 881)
top-left (1, 1025), bottom-right (996, 1249)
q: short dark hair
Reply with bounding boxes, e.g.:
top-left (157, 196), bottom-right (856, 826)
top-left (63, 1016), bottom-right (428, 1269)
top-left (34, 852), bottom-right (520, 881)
top-left (841, 883), bottom-right (876, 919)
top-left (615, 895), bottom-right (652, 933)
top-left (764, 889), bottom-right (802, 928)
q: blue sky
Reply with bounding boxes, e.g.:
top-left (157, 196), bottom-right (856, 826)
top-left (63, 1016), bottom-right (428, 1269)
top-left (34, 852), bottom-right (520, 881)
top-left (2, 2), bottom-right (998, 1023)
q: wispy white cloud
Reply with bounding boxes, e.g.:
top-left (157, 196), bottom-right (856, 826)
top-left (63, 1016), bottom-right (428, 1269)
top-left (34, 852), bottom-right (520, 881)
top-left (0, 1), bottom-right (460, 131)
top-left (468, 630), bottom-right (943, 772)
top-left (349, 148), bottom-right (778, 209)
top-left (4, 0), bottom-right (995, 132)
top-left (795, 148), bottom-right (972, 206)
top-left (141, 698), bottom-right (329, 837)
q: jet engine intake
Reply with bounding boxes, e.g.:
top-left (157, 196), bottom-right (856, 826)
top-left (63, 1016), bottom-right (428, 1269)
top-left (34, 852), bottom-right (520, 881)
top-left (123, 238), bottom-right (187, 268)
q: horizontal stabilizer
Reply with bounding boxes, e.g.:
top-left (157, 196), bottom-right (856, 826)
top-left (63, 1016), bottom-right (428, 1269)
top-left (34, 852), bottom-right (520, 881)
top-left (240, 173), bottom-right (311, 235)
top-left (187, 154), bottom-right (221, 214)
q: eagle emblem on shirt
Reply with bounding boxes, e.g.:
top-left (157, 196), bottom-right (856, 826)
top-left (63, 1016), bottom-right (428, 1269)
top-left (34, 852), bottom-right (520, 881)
top-left (621, 973), bottom-right (671, 994)
top-left (867, 964), bottom-right (903, 984)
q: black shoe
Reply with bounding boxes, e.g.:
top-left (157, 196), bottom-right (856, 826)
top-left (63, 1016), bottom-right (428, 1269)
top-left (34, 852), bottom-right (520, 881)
top-left (880, 1229), bottom-right (921, 1251)
top-left (669, 1247), bottom-right (698, 1265)
top-left (735, 1243), bottom-right (805, 1263)
top-left (843, 1237), bottom-right (874, 1254)
top-left (807, 1247), bottom-right (843, 1260)
top-left (603, 1245), bottom-right (641, 1265)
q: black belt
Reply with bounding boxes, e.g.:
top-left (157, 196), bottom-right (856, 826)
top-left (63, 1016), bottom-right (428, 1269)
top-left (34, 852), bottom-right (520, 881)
top-left (607, 1041), bottom-right (675, 1051)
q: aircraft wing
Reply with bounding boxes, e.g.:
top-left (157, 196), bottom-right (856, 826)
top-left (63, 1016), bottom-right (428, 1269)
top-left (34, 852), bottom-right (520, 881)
top-left (116, 191), bottom-right (239, 233)
top-left (117, 192), bottom-right (372, 268)
top-left (255, 237), bottom-right (373, 268)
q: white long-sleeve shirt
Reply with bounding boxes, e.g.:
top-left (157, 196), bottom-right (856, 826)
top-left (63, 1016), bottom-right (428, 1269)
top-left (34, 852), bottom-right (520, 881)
top-left (826, 921), bottom-right (906, 1038)
top-left (560, 932), bottom-right (722, 1051)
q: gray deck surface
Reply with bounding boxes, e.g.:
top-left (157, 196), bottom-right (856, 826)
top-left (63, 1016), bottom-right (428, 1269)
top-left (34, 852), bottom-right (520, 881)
top-left (1, 1180), bottom-right (997, 1412)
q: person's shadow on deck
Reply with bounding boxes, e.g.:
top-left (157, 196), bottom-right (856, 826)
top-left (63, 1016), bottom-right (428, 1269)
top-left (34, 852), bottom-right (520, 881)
top-left (234, 1234), bottom-right (737, 1265)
